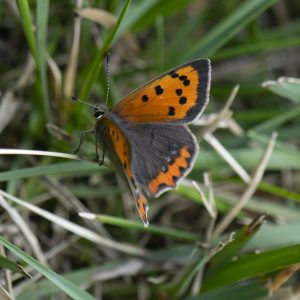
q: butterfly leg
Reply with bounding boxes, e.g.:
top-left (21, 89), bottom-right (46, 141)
top-left (99, 145), bottom-right (105, 166)
top-left (95, 131), bottom-right (105, 165)
top-left (74, 129), bottom-right (94, 154)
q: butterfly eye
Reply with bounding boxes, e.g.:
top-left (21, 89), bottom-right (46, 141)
top-left (94, 108), bottom-right (104, 119)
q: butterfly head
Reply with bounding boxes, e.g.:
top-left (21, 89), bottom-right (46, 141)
top-left (71, 96), bottom-right (107, 120)
top-left (93, 104), bottom-right (107, 120)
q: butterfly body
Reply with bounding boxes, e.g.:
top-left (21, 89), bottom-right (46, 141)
top-left (79, 59), bottom-right (211, 226)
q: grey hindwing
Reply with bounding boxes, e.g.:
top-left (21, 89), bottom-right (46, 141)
top-left (124, 122), bottom-right (198, 196)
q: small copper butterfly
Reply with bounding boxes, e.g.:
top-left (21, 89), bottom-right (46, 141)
top-left (74, 59), bottom-right (211, 227)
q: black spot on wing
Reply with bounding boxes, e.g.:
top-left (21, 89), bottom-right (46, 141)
top-left (169, 71), bottom-right (179, 78)
top-left (176, 88), bottom-right (183, 96)
top-left (168, 106), bottom-right (176, 116)
top-left (142, 95), bottom-right (149, 102)
top-left (179, 96), bottom-right (187, 105)
top-left (155, 85), bottom-right (164, 95)
top-left (183, 79), bottom-right (190, 86)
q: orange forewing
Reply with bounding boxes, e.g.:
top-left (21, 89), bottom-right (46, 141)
top-left (113, 60), bottom-right (210, 124)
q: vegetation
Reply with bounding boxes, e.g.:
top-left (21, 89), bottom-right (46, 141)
top-left (0, 0), bottom-right (300, 299)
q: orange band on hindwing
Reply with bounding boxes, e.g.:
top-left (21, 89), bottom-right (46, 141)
top-left (148, 146), bottom-right (192, 195)
top-left (135, 192), bottom-right (149, 227)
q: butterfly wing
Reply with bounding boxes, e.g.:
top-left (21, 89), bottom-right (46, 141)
top-left (94, 59), bottom-right (210, 225)
top-left (97, 117), bottom-right (149, 226)
top-left (123, 122), bottom-right (199, 197)
top-left (112, 59), bottom-right (211, 124)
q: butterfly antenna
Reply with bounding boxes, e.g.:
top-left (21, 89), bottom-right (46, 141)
top-left (71, 96), bottom-right (97, 109)
top-left (105, 52), bottom-right (111, 105)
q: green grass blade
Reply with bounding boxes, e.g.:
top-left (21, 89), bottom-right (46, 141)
top-left (80, 0), bottom-right (131, 99)
top-left (184, 280), bottom-right (267, 300)
top-left (247, 222), bottom-right (300, 249)
top-left (185, 0), bottom-right (278, 60)
top-left (0, 236), bottom-right (95, 300)
top-left (16, 264), bottom-right (119, 299)
top-left (0, 162), bottom-right (109, 182)
top-left (207, 218), bottom-right (264, 275)
top-left (36, 0), bottom-right (50, 116)
top-left (197, 145), bottom-right (300, 171)
top-left (250, 105), bottom-right (300, 133)
top-left (212, 38), bottom-right (300, 61)
top-left (258, 182), bottom-right (300, 203)
top-left (117, 0), bottom-right (160, 34)
top-left (171, 252), bottom-right (212, 299)
top-left (16, 0), bottom-right (39, 63)
top-left (0, 254), bottom-right (30, 277)
top-left (203, 243), bottom-right (300, 291)
top-left (247, 130), bottom-right (298, 155)
top-left (94, 214), bottom-right (199, 241)
top-left (263, 78), bottom-right (300, 103)
top-left (16, 0), bottom-right (50, 130)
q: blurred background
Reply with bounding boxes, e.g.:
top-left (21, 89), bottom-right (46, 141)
top-left (0, 0), bottom-right (300, 299)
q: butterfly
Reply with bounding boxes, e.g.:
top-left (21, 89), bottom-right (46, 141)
top-left (74, 59), bottom-right (211, 227)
